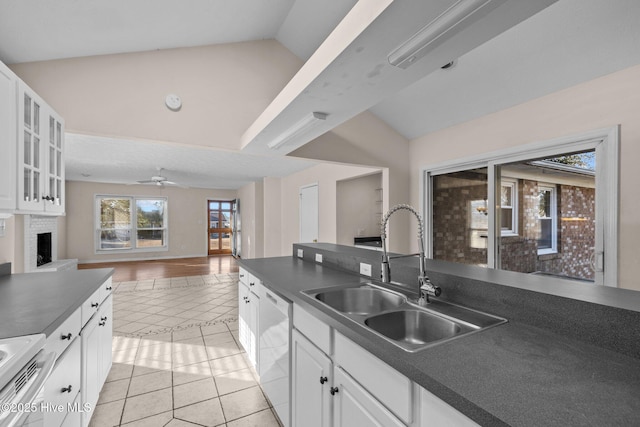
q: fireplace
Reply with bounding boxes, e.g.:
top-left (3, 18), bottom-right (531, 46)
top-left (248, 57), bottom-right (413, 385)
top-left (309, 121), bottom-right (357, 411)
top-left (37, 232), bottom-right (52, 267)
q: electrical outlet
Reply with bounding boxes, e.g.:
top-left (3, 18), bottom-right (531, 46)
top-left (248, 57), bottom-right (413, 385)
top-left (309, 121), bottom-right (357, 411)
top-left (315, 253), bottom-right (323, 263)
top-left (297, 249), bottom-right (304, 258)
top-left (360, 262), bottom-right (372, 277)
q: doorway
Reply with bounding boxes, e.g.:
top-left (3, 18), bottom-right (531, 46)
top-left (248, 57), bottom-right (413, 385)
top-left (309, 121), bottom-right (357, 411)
top-left (299, 184), bottom-right (318, 243)
top-left (208, 200), bottom-right (234, 255)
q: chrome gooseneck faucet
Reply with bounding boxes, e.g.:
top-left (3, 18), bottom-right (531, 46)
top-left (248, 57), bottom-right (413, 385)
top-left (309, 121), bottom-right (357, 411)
top-left (380, 204), bottom-right (441, 305)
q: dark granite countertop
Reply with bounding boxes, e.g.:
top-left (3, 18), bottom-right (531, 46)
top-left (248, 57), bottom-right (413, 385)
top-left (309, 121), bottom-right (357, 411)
top-left (0, 268), bottom-right (114, 339)
top-left (240, 255), bottom-right (640, 427)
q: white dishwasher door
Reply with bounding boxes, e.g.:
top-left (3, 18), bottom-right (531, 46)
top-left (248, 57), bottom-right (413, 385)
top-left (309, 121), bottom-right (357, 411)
top-left (259, 284), bottom-right (291, 427)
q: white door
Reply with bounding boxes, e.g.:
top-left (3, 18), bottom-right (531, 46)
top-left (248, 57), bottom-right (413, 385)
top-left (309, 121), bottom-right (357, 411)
top-left (333, 367), bottom-right (405, 427)
top-left (292, 330), bottom-right (332, 427)
top-left (300, 184), bottom-right (318, 243)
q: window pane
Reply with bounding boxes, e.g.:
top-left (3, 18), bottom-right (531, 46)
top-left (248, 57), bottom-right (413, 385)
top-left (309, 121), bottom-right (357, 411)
top-left (100, 198), bottom-right (131, 228)
top-left (33, 103), bottom-right (39, 134)
top-left (221, 211), bottom-right (231, 228)
top-left (498, 149), bottom-right (595, 281)
top-left (538, 190), bottom-right (551, 218)
top-left (100, 230), bottom-right (131, 249)
top-left (538, 218), bottom-right (552, 249)
top-left (221, 232), bottom-right (231, 250)
top-left (209, 202), bottom-right (219, 210)
top-left (210, 212), bottom-right (219, 228)
top-left (501, 186), bottom-right (512, 207)
top-left (209, 233), bottom-right (220, 251)
top-left (137, 230), bottom-right (164, 247)
top-left (501, 208), bottom-right (513, 230)
top-left (221, 202), bottom-right (231, 210)
top-left (432, 168), bottom-right (488, 267)
top-left (137, 199), bottom-right (165, 228)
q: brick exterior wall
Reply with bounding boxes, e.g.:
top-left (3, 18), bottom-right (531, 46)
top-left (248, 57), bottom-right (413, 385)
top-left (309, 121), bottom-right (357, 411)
top-left (432, 171), bottom-right (488, 266)
top-left (434, 176), bottom-right (595, 281)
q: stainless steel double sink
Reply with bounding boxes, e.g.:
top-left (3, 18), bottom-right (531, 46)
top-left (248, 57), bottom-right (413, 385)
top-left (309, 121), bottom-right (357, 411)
top-left (302, 283), bottom-right (506, 352)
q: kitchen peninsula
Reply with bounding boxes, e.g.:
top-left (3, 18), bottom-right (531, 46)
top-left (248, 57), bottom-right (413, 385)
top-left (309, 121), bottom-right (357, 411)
top-left (240, 243), bottom-right (640, 427)
top-left (0, 267), bottom-right (114, 427)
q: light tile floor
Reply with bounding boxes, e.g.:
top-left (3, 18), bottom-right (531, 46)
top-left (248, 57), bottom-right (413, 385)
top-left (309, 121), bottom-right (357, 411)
top-left (89, 274), bottom-right (283, 427)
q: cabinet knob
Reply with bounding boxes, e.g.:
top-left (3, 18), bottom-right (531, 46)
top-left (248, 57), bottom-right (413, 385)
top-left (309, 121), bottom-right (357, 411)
top-left (61, 385), bottom-right (72, 393)
top-left (101, 316), bottom-right (107, 322)
top-left (106, 286), bottom-right (112, 291)
top-left (99, 321), bottom-right (106, 326)
top-left (245, 299), bottom-right (250, 304)
top-left (330, 387), bottom-right (339, 396)
top-left (243, 296), bottom-right (248, 300)
top-left (320, 376), bottom-right (328, 384)
top-left (91, 302), bottom-right (99, 308)
top-left (249, 282), bottom-right (255, 287)
top-left (61, 333), bottom-right (72, 340)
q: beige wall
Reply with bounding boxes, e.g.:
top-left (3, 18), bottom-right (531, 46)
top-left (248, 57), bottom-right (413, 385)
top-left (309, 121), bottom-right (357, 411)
top-left (337, 172), bottom-right (382, 246)
top-left (409, 64), bottom-right (640, 291)
top-left (0, 215), bottom-right (23, 273)
top-left (263, 177), bottom-right (283, 257)
top-left (291, 111), bottom-right (411, 253)
top-left (237, 181), bottom-right (264, 260)
top-left (66, 181), bottom-right (236, 263)
top-left (10, 41), bottom-right (303, 151)
top-left (278, 163), bottom-right (383, 256)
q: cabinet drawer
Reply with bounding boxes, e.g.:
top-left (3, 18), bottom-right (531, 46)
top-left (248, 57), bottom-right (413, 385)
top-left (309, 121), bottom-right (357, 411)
top-left (99, 277), bottom-right (113, 302)
top-left (334, 332), bottom-right (413, 424)
top-left (293, 304), bottom-right (332, 356)
top-left (247, 273), bottom-right (261, 291)
top-left (81, 288), bottom-right (101, 326)
top-left (46, 307), bottom-right (81, 359)
top-left (44, 337), bottom-right (81, 427)
top-left (239, 267), bottom-right (249, 285)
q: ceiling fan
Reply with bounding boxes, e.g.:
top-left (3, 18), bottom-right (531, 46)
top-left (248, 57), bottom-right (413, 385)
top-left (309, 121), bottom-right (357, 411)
top-left (136, 168), bottom-right (183, 187)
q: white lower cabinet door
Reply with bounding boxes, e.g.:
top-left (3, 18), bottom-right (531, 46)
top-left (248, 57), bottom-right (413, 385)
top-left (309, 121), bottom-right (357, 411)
top-left (333, 367), bottom-right (405, 427)
top-left (419, 387), bottom-right (479, 427)
top-left (97, 294), bottom-right (113, 385)
top-left (44, 338), bottom-right (81, 427)
top-left (81, 315), bottom-right (100, 427)
top-left (238, 282), bottom-right (250, 354)
top-left (291, 330), bottom-right (332, 427)
top-left (61, 393), bottom-right (82, 427)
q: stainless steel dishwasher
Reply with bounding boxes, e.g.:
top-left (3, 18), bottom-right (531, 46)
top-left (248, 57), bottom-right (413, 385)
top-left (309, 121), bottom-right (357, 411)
top-left (258, 283), bottom-right (291, 427)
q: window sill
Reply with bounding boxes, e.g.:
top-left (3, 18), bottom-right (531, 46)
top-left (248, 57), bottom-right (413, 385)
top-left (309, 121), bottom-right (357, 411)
top-left (96, 247), bottom-right (168, 255)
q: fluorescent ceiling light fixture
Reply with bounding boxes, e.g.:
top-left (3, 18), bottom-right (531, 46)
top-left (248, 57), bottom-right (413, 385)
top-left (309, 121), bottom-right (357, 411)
top-left (388, 0), bottom-right (506, 69)
top-left (267, 112), bottom-right (328, 150)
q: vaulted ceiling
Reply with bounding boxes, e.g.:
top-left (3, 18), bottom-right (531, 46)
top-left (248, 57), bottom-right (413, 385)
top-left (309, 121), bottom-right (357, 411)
top-left (1, 0), bottom-right (639, 188)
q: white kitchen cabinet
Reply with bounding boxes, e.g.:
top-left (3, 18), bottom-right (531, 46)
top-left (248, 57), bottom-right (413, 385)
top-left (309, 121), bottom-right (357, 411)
top-left (44, 337), bottom-right (82, 427)
top-left (333, 367), bottom-right (405, 427)
top-left (97, 294), bottom-right (113, 385)
top-left (292, 329), bottom-right (332, 427)
top-left (81, 313), bottom-right (100, 425)
top-left (18, 81), bottom-right (65, 214)
top-left (0, 58), bottom-right (65, 215)
top-left (419, 387), bottom-right (479, 427)
top-left (238, 267), bottom-right (260, 369)
top-left (290, 304), bottom-right (482, 427)
top-left (80, 279), bottom-right (113, 427)
top-left (0, 60), bottom-right (17, 211)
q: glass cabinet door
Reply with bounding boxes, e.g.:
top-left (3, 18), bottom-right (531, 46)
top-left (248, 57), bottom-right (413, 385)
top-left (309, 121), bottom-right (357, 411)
top-left (19, 90), bottom-right (43, 209)
top-left (47, 115), bottom-right (63, 206)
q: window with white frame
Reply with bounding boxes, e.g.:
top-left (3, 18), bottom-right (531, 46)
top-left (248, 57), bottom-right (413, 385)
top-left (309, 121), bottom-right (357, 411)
top-left (422, 127), bottom-right (619, 287)
top-left (537, 185), bottom-right (557, 254)
top-left (500, 178), bottom-right (518, 235)
top-left (96, 196), bottom-right (167, 252)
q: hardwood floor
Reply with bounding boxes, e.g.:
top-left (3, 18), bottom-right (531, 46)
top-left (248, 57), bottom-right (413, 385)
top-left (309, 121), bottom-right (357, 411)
top-left (78, 256), bottom-right (239, 282)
